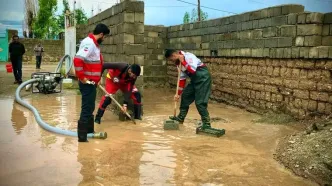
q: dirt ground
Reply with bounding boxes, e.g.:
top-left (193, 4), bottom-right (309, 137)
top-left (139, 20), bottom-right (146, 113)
top-left (275, 120), bottom-right (332, 186)
top-left (0, 63), bottom-right (325, 186)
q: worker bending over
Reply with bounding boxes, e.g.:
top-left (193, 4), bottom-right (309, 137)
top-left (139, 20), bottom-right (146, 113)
top-left (95, 62), bottom-right (142, 124)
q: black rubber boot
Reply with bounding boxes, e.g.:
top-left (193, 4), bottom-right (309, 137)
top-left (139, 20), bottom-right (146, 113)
top-left (88, 115), bottom-right (95, 134)
top-left (95, 109), bottom-right (104, 124)
top-left (78, 120), bottom-right (88, 142)
top-left (169, 116), bottom-right (184, 124)
top-left (169, 109), bottom-right (187, 124)
top-left (134, 104), bottom-right (142, 120)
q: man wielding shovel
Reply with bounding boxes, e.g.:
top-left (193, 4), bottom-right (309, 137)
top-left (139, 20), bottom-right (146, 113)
top-left (164, 49), bottom-right (212, 130)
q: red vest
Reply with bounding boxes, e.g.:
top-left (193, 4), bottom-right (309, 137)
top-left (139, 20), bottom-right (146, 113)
top-left (73, 34), bottom-right (104, 83)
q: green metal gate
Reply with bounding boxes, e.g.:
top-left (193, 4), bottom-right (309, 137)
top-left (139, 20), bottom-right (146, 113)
top-left (0, 29), bottom-right (9, 62)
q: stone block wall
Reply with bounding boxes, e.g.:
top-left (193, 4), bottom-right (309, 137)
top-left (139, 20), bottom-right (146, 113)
top-left (166, 4), bottom-right (332, 119)
top-left (203, 58), bottom-right (332, 119)
top-left (166, 4), bottom-right (332, 58)
top-left (77, 1), bottom-right (332, 118)
top-left (8, 29), bottom-right (18, 42)
top-left (77, 0), bottom-right (145, 85)
top-left (19, 39), bottom-right (64, 64)
top-left (144, 25), bottom-right (168, 84)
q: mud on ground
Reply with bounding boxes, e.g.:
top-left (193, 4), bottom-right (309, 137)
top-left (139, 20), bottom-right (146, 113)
top-left (0, 64), bottom-right (327, 186)
top-left (275, 118), bottom-right (332, 186)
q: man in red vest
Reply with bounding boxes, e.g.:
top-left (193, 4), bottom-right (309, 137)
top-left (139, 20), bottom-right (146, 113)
top-left (73, 23), bottom-right (110, 142)
top-left (95, 62), bottom-right (142, 124)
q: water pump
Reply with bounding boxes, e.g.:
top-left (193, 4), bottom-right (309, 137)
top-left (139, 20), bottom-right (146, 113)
top-left (30, 72), bottom-right (63, 94)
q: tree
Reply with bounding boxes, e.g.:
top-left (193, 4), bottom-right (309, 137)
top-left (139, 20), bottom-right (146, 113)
top-left (32, 0), bottom-right (58, 39)
top-left (32, 0), bottom-right (88, 39)
top-left (183, 12), bottom-right (190, 24)
top-left (183, 8), bottom-right (208, 23)
top-left (75, 8), bottom-right (88, 25)
top-left (57, 0), bottom-right (88, 29)
top-left (57, 0), bottom-right (70, 29)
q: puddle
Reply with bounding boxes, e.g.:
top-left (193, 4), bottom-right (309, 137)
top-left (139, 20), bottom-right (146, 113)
top-left (0, 64), bottom-right (318, 186)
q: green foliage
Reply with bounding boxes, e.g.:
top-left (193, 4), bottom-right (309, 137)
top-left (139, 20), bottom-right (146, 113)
top-left (75, 8), bottom-right (88, 25)
top-left (183, 8), bottom-right (208, 23)
top-left (32, 0), bottom-right (88, 39)
top-left (32, 0), bottom-right (58, 39)
top-left (183, 12), bottom-right (190, 24)
top-left (56, 0), bottom-right (88, 30)
top-left (56, 0), bottom-right (70, 30)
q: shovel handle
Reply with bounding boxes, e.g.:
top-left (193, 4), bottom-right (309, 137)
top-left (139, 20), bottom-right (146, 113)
top-left (98, 85), bottom-right (136, 124)
top-left (174, 63), bottom-right (181, 116)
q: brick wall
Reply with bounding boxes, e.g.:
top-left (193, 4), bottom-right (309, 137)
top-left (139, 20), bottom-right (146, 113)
top-left (144, 25), bottom-right (168, 84)
top-left (19, 39), bottom-right (64, 64)
top-left (166, 4), bottom-right (332, 119)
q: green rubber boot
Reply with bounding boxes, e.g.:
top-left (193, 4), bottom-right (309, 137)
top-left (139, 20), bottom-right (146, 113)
top-left (169, 109), bottom-right (188, 124)
top-left (201, 122), bottom-right (211, 130)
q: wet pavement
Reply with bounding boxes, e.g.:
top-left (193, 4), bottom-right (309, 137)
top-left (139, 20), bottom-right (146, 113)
top-left (0, 64), bottom-right (318, 186)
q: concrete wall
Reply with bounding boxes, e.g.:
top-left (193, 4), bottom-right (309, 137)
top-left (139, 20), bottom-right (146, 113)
top-left (77, 1), bottom-right (332, 119)
top-left (166, 4), bottom-right (332, 119)
top-left (19, 39), bottom-right (64, 64)
top-left (144, 25), bottom-right (168, 84)
top-left (76, 0), bottom-right (145, 85)
top-left (7, 30), bottom-right (18, 42)
top-left (167, 5), bottom-right (332, 58)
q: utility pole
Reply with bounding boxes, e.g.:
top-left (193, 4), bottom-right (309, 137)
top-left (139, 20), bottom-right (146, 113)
top-left (198, 0), bottom-right (201, 21)
top-left (73, 0), bottom-right (76, 26)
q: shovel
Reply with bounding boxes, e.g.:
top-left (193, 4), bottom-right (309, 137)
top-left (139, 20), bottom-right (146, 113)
top-left (173, 63), bottom-right (181, 117)
top-left (97, 84), bottom-right (137, 125)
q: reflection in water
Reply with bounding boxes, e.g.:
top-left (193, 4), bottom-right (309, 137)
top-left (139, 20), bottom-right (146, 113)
top-left (0, 85), bottom-right (319, 186)
top-left (28, 94), bottom-right (79, 131)
top-left (11, 102), bottom-right (28, 135)
top-left (77, 131), bottom-right (143, 186)
top-left (61, 137), bottom-right (77, 154)
top-left (139, 117), bottom-right (177, 185)
top-left (23, 94), bottom-right (80, 148)
top-left (77, 143), bottom-right (98, 186)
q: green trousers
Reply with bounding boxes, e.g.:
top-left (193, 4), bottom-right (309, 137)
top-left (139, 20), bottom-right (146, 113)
top-left (178, 66), bottom-right (212, 124)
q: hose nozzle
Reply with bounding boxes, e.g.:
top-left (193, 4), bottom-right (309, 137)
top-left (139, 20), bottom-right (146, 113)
top-left (93, 132), bottom-right (107, 139)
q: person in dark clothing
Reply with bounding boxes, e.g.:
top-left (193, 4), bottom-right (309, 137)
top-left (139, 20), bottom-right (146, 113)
top-left (73, 23), bottom-right (110, 142)
top-left (95, 62), bottom-right (142, 125)
top-left (165, 49), bottom-right (212, 130)
top-left (9, 35), bottom-right (25, 84)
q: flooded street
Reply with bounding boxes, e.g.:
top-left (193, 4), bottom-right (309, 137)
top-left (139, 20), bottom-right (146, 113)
top-left (0, 64), bottom-right (317, 186)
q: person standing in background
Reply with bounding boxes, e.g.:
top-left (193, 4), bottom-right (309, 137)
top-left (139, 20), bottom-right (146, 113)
top-left (9, 35), bottom-right (25, 84)
top-left (34, 43), bottom-right (44, 69)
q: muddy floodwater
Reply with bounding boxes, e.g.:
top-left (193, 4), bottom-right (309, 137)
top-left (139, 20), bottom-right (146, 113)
top-left (0, 64), bottom-right (317, 186)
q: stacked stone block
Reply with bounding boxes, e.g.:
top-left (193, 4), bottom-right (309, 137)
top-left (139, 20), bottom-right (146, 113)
top-left (76, 0), bottom-right (145, 85)
top-left (20, 39), bottom-right (64, 64)
top-left (144, 25), bottom-right (168, 84)
top-left (166, 4), bottom-right (332, 119)
top-left (77, 2), bottom-right (332, 119)
top-left (191, 58), bottom-right (332, 119)
top-left (167, 4), bottom-right (332, 60)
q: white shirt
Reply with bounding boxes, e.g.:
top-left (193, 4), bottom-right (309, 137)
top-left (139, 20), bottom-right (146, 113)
top-left (76, 36), bottom-right (101, 63)
top-left (178, 51), bottom-right (204, 80)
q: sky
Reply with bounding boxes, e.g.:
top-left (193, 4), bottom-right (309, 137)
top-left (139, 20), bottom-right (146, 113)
top-left (0, 0), bottom-right (332, 37)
